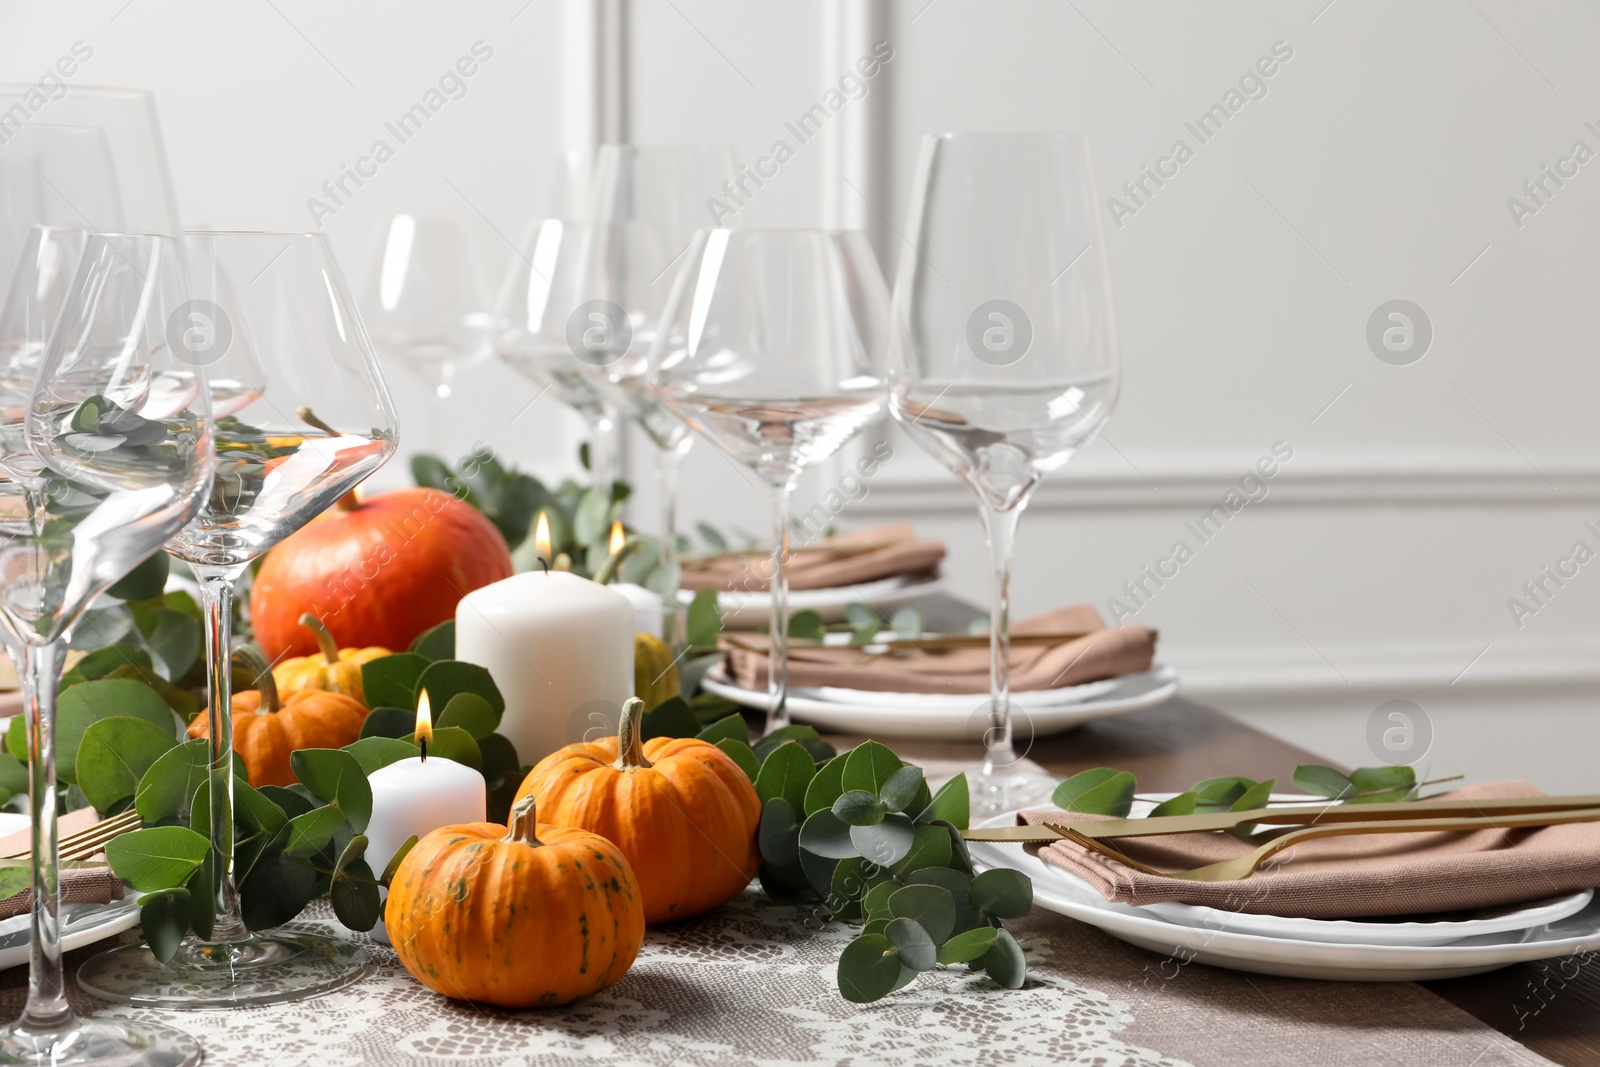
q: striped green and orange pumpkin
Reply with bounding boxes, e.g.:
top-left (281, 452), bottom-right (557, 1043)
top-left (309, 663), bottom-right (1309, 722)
top-left (385, 794), bottom-right (644, 1007)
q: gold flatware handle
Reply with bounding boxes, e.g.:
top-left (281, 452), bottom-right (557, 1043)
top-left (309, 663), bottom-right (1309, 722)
top-left (962, 825), bottom-right (1071, 842)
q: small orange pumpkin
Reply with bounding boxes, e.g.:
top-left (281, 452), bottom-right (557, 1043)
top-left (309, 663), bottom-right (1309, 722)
top-left (188, 649), bottom-right (369, 788)
top-left (515, 697), bottom-right (761, 924)
top-left (386, 793), bottom-right (644, 1008)
top-left (271, 613), bottom-right (389, 703)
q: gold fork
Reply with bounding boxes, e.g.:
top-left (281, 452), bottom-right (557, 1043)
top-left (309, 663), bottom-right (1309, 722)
top-left (0, 808), bottom-right (142, 863)
top-left (1053, 806), bottom-right (1600, 882)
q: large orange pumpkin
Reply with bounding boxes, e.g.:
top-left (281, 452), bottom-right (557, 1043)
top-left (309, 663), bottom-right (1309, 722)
top-left (386, 794), bottom-right (644, 1008)
top-left (515, 697), bottom-right (761, 923)
top-left (189, 650), bottom-right (369, 787)
top-left (250, 488), bottom-right (512, 660)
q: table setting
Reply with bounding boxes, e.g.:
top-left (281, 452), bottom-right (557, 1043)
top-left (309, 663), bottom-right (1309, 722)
top-left (0, 58), bottom-right (1593, 1067)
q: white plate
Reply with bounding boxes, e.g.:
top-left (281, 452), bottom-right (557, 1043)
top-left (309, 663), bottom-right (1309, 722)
top-left (680, 575), bottom-right (945, 629)
top-left (969, 811), bottom-right (1600, 981)
top-left (701, 664), bottom-right (1179, 740)
top-left (0, 897), bottom-right (141, 971)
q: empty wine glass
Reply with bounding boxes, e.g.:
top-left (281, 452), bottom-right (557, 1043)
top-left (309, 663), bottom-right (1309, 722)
top-left (578, 144), bottom-right (740, 593)
top-left (652, 229), bottom-right (888, 731)
top-left (0, 233), bottom-right (207, 1065)
top-left (75, 231), bottom-right (398, 1008)
top-left (495, 218), bottom-right (624, 499)
top-left (362, 215), bottom-right (495, 451)
top-left (888, 132), bottom-right (1119, 812)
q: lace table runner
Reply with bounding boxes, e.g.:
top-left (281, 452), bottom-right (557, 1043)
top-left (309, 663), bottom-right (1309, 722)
top-left (0, 891), bottom-right (1552, 1067)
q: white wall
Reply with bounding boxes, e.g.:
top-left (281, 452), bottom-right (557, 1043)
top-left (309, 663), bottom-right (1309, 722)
top-left (4, 0), bottom-right (1597, 788)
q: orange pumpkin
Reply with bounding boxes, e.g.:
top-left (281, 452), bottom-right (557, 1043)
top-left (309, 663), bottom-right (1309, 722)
top-left (386, 794), bottom-right (644, 1008)
top-left (250, 488), bottom-right (513, 661)
top-left (271, 613), bottom-right (389, 703)
top-left (515, 697), bottom-right (761, 923)
top-left (188, 649), bottom-right (369, 787)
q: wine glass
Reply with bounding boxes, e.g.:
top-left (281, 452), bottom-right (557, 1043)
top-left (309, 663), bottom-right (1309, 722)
top-left (0, 233), bottom-right (207, 1065)
top-left (652, 229), bottom-right (889, 731)
top-left (578, 144), bottom-right (739, 595)
top-left (495, 218), bottom-right (624, 499)
top-left (362, 215), bottom-right (495, 452)
top-left (75, 231), bottom-right (398, 1008)
top-left (887, 132), bottom-right (1119, 812)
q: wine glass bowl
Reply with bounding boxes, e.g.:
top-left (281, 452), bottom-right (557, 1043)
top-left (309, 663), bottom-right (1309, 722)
top-left (889, 132), bottom-right (1119, 811)
top-left (653, 228), bottom-right (889, 729)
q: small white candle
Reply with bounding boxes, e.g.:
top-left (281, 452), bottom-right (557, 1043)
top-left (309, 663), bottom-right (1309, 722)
top-left (611, 583), bottom-right (663, 640)
top-left (365, 690), bottom-right (487, 946)
top-left (455, 571), bottom-right (634, 768)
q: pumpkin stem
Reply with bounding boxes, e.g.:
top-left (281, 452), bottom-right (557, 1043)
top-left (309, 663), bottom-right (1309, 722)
top-left (591, 537), bottom-right (641, 585)
top-left (232, 646), bottom-right (280, 714)
top-left (503, 794), bottom-right (543, 847)
top-left (300, 613), bottom-right (341, 665)
top-left (613, 697), bottom-right (653, 771)
top-left (296, 406), bottom-right (341, 438)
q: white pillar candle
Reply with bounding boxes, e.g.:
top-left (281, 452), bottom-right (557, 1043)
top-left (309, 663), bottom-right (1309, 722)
top-left (455, 571), bottom-right (635, 769)
top-left (610, 582), bottom-right (663, 640)
top-left (365, 693), bottom-right (487, 946)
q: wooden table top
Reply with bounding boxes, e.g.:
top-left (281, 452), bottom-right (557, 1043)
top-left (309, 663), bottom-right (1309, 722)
top-left (1023, 695), bottom-right (1600, 1067)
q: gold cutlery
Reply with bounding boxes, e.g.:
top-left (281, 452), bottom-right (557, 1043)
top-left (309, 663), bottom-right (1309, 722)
top-left (0, 808), bottom-right (142, 863)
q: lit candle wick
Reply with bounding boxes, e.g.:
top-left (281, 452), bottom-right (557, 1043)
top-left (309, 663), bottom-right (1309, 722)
top-left (415, 688), bottom-right (433, 762)
top-left (534, 511), bottom-right (552, 571)
top-left (608, 519), bottom-right (626, 556)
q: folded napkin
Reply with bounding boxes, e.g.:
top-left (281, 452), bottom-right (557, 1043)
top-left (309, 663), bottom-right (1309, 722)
top-left (0, 807), bottom-right (125, 920)
top-left (1022, 780), bottom-right (1600, 919)
top-left (680, 522), bottom-right (944, 593)
top-left (724, 605), bottom-right (1156, 694)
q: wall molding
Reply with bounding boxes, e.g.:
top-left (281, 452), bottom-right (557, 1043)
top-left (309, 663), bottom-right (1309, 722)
top-left (851, 454), bottom-right (1600, 514)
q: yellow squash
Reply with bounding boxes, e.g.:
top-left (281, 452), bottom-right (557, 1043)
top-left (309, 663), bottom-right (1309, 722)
top-left (272, 613), bottom-right (389, 703)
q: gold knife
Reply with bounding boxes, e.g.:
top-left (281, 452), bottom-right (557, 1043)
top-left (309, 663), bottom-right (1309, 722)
top-left (961, 793), bottom-right (1600, 842)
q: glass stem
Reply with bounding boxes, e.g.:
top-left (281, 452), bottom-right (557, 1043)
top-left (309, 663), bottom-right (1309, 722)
top-left (20, 638), bottom-right (71, 1034)
top-left (591, 405), bottom-right (620, 503)
top-left (196, 564), bottom-right (248, 945)
top-left (657, 443), bottom-right (683, 576)
top-left (765, 481), bottom-right (793, 736)
top-left (978, 504), bottom-right (1021, 778)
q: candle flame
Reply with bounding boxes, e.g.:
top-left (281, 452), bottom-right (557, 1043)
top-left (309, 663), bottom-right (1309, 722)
top-left (535, 511), bottom-right (552, 560)
top-left (352, 484), bottom-right (365, 504)
top-left (609, 520), bottom-right (626, 556)
top-left (415, 689), bottom-right (433, 747)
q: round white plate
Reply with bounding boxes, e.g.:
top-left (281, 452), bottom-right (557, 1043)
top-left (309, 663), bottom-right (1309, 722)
top-left (681, 575), bottom-right (946, 629)
top-left (701, 664), bottom-right (1179, 740)
top-left (0, 897), bottom-right (141, 971)
top-left (968, 811), bottom-right (1600, 981)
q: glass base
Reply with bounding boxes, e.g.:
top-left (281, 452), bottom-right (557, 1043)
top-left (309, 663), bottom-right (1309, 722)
top-left (971, 766), bottom-right (1059, 816)
top-left (0, 1016), bottom-right (201, 1066)
top-left (75, 930), bottom-right (367, 1009)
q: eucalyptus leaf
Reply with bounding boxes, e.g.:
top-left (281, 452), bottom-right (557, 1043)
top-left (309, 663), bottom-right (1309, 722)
top-left (478, 733), bottom-right (521, 785)
top-left (0, 754), bottom-right (24, 798)
top-left (640, 697), bottom-right (698, 741)
top-left (56, 679), bottom-right (177, 785)
top-left (841, 741), bottom-right (901, 795)
top-left (981, 927), bottom-right (1027, 988)
top-left (235, 781), bottom-right (288, 836)
top-left (1149, 791), bottom-right (1199, 818)
top-left (0, 864), bottom-right (27, 900)
top-left (861, 878), bottom-right (896, 921)
top-left (107, 551), bottom-right (169, 601)
top-left (879, 765), bottom-right (924, 813)
top-left (288, 749), bottom-right (372, 831)
top-left (798, 809), bottom-right (856, 860)
top-left (888, 606), bottom-right (924, 639)
top-left (102, 664), bottom-right (198, 721)
top-left (284, 804), bottom-right (345, 858)
top-left (239, 848), bottom-right (318, 931)
top-left (1230, 778), bottom-right (1277, 814)
top-left (74, 645), bottom-right (153, 680)
top-left (837, 933), bottom-right (901, 1003)
top-left (938, 925), bottom-right (998, 964)
top-left (416, 661), bottom-right (505, 723)
top-left (789, 610), bottom-right (826, 641)
top-left (426, 726), bottom-right (483, 771)
top-left (138, 888), bottom-right (190, 964)
top-left (1192, 776), bottom-right (1255, 810)
top-left (759, 798), bottom-right (802, 867)
top-left (185, 851), bottom-right (214, 941)
top-left (1052, 768), bottom-right (1136, 817)
top-left (360, 654), bottom-right (430, 712)
top-left (360, 707), bottom-right (416, 740)
top-left (804, 752), bottom-right (848, 816)
top-left (1293, 764), bottom-right (1356, 800)
top-left (145, 609), bottom-right (200, 681)
top-left (342, 736), bottom-right (420, 776)
top-left (258, 784), bottom-right (315, 820)
top-left (105, 826), bottom-right (210, 892)
top-left (828, 857), bottom-right (870, 922)
top-left (799, 848), bottom-right (837, 899)
top-left (756, 742), bottom-right (816, 811)
top-left (435, 692), bottom-right (498, 740)
top-left (75, 716), bottom-right (177, 813)
top-left (971, 867), bottom-right (1033, 920)
top-left (408, 620), bottom-right (456, 661)
top-left (1350, 765), bottom-right (1416, 794)
top-left (696, 713), bottom-right (748, 747)
top-left (379, 834), bottom-right (419, 887)
top-left (715, 738), bottom-right (760, 783)
top-left (332, 856), bottom-right (380, 931)
top-left (922, 773), bottom-right (969, 829)
top-left (885, 916), bottom-right (938, 971)
top-left (832, 790), bottom-right (885, 827)
top-left (686, 587), bottom-right (720, 648)
top-left (849, 812), bottom-right (915, 867)
top-left (891, 823), bottom-right (952, 877)
top-left (887, 883), bottom-right (956, 944)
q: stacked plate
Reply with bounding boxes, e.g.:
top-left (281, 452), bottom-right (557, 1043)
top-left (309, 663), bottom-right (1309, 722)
top-left (968, 796), bottom-right (1600, 981)
top-left (701, 664), bottom-right (1179, 740)
top-left (679, 575), bottom-right (945, 630)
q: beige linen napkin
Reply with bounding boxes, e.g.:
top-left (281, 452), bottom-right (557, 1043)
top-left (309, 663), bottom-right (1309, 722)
top-left (0, 807), bottom-right (125, 920)
top-left (1021, 780), bottom-right (1600, 918)
top-left (724, 605), bottom-right (1157, 694)
top-left (680, 522), bottom-right (945, 593)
